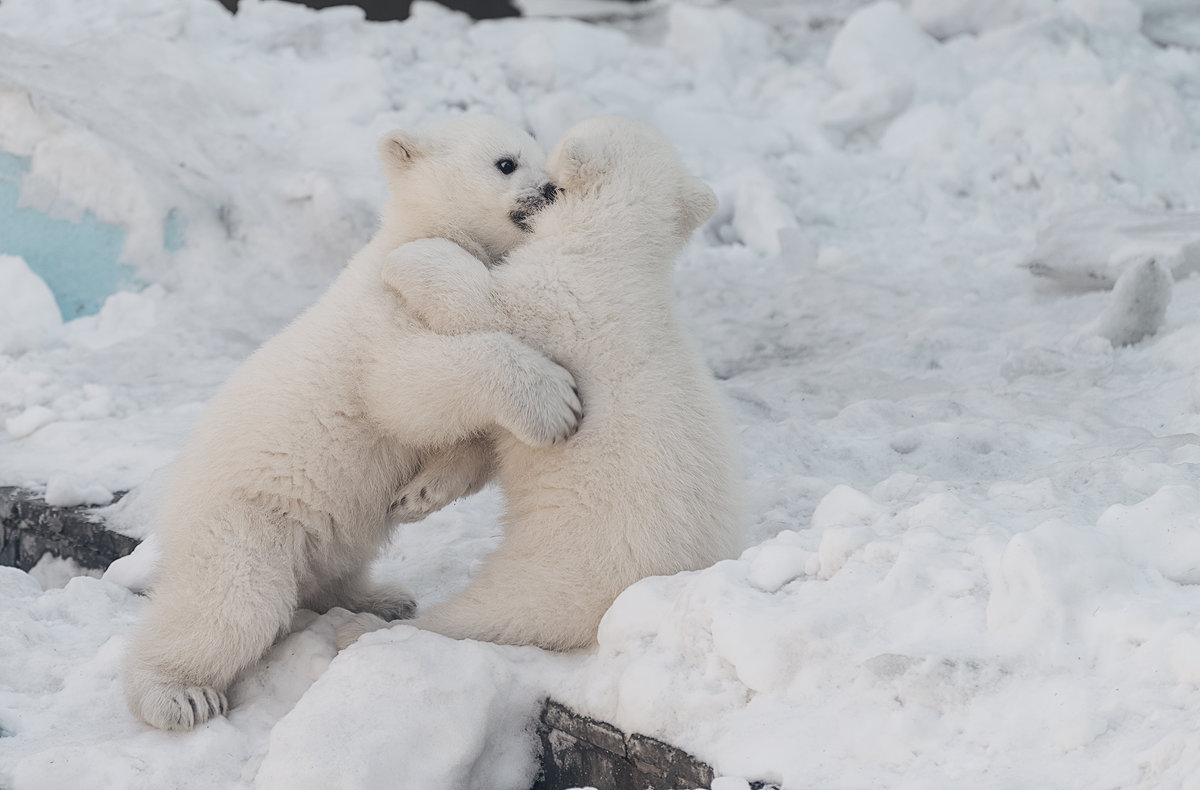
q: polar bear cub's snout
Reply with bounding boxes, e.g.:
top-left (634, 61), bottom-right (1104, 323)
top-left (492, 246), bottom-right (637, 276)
top-left (510, 180), bottom-right (560, 232)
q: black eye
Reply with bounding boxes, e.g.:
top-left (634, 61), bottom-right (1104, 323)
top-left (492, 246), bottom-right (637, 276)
top-left (496, 158), bottom-right (517, 175)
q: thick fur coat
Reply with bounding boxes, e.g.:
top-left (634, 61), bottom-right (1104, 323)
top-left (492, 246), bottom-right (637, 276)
top-left (124, 116), bottom-right (581, 730)
top-left (371, 117), bottom-right (744, 650)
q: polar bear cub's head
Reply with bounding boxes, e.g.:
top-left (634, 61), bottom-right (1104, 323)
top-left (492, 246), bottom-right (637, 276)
top-left (379, 115), bottom-right (557, 264)
top-left (546, 116), bottom-right (718, 242)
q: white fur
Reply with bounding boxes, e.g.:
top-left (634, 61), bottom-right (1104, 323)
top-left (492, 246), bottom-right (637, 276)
top-left (123, 115), bottom-right (582, 730)
top-left (372, 117), bottom-right (744, 651)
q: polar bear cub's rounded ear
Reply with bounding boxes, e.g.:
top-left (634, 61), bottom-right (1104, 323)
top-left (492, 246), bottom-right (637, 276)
top-left (551, 136), bottom-right (606, 190)
top-left (379, 131), bottom-right (425, 173)
top-left (680, 176), bottom-right (718, 234)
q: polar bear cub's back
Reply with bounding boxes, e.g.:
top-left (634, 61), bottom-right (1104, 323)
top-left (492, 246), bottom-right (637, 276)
top-left (501, 115), bottom-right (742, 580)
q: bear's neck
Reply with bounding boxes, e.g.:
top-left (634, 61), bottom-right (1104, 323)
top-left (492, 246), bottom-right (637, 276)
top-left (541, 194), bottom-right (683, 262)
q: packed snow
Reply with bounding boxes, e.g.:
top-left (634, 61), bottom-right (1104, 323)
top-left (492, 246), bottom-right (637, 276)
top-left (3, 0), bottom-right (1200, 787)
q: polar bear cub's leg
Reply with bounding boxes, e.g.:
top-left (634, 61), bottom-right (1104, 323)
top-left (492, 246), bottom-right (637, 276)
top-left (304, 571), bottom-right (417, 622)
top-left (335, 541), bottom-right (604, 652)
top-left (334, 611), bottom-right (391, 650)
top-left (408, 544), bottom-right (605, 651)
top-left (124, 507), bottom-right (299, 730)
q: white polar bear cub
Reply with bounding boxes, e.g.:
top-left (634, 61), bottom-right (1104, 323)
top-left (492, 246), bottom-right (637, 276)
top-left (123, 115), bottom-right (582, 731)
top-left (370, 116), bottom-right (744, 650)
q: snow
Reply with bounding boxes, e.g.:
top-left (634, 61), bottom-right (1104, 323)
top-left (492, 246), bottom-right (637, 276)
top-left (26, 554), bottom-right (103, 590)
top-left (0, 255), bottom-right (61, 355)
top-left (1025, 204), bottom-right (1200, 289)
top-left (2, 0), bottom-right (1200, 788)
top-left (43, 474), bottom-right (114, 508)
top-left (1087, 256), bottom-right (1172, 346)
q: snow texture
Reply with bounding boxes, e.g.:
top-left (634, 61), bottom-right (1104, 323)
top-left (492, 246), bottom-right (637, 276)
top-left (0, 255), bottom-right (62, 356)
top-left (3, 0), bottom-right (1200, 788)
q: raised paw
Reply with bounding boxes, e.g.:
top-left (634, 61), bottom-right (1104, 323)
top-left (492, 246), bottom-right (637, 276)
top-left (126, 671), bottom-right (228, 731)
top-left (391, 473), bottom-right (468, 524)
top-left (499, 355), bottom-right (583, 448)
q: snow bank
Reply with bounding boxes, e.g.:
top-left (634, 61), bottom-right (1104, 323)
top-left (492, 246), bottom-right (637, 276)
top-left (3, 0), bottom-right (1200, 787)
top-left (255, 627), bottom-right (551, 790)
top-left (0, 255), bottom-right (61, 355)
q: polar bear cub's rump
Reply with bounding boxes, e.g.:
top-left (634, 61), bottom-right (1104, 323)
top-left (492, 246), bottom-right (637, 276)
top-left (370, 116), bottom-right (744, 651)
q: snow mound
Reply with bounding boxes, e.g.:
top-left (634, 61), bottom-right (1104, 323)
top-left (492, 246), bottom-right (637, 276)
top-left (1087, 256), bottom-right (1172, 346)
top-left (822, 2), bottom-right (942, 132)
top-left (0, 255), bottom-right (61, 355)
top-left (255, 626), bottom-right (545, 790)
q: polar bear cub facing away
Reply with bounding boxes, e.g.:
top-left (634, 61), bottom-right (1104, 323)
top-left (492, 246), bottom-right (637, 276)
top-left (368, 116), bottom-right (743, 650)
top-left (124, 115), bottom-right (581, 731)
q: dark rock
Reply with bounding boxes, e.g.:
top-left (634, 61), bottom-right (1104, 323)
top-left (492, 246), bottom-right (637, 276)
top-left (534, 699), bottom-right (715, 790)
top-left (0, 487), bottom-right (138, 573)
top-left (215, 0), bottom-right (522, 20)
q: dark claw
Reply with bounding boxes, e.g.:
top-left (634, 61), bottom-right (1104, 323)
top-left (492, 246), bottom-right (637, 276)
top-left (186, 694), bottom-right (200, 727)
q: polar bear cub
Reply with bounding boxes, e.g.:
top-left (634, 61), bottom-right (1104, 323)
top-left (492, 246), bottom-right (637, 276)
top-left (123, 116), bottom-right (581, 730)
top-left (363, 116), bottom-right (743, 650)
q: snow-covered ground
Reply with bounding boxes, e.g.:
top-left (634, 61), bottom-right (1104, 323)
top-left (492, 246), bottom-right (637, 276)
top-left (3, 0), bottom-right (1200, 787)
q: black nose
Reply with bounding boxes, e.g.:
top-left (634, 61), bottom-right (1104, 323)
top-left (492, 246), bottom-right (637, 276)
top-left (542, 182), bottom-right (559, 202)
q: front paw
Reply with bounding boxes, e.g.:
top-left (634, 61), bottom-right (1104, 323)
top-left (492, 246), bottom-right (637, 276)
top-left (126, 665), bottom-right (228, 731)
top-left (499, 353), bottom-right (583, 447)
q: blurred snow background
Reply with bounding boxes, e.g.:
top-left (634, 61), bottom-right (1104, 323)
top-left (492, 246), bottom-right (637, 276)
top-left (3, 0), bottom-right (1200, 787)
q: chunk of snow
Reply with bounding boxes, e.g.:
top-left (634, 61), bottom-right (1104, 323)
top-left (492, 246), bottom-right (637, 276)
top-left (44, 475), bottom-right (114, 507)
top-left (0, 254), bottom-right (62, 355)
top-left (1089, 256), bottom-right (1172, 347)
top-left (101, 533), bottom-right (160, 595)
top-left (822, 2), bottom-right (940, 131)
top-left (254, 627), bottom-right (544, 790)
top-left (714, 170), bottom-right (800, 257)
top-left (28, 553), bottom-right (103, 590)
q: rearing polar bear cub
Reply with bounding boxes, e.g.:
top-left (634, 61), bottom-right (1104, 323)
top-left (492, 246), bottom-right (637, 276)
top-left (124, 116), bottom-right (581, 730)
top-left (352, 116), bottom-right (743, 650)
